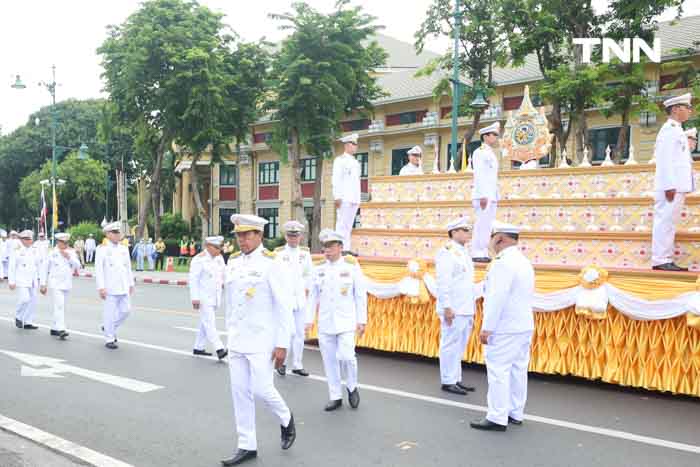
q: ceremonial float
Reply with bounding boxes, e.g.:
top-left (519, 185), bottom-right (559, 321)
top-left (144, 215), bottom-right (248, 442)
top-left (315, 88), bottom-right (700, 398)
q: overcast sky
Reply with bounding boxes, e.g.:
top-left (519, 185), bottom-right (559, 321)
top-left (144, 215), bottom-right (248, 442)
top-left (1, 0), bottom-right (698, 134)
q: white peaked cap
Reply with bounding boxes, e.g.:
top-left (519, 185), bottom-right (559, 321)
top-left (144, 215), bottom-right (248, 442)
top-left (663, 93), bottom-right (692, 108)
top-left (319, 228), bottom-right (344, 244)
top-left (339, 133), bottom-right (359, 144)
top-left (479, 122), bottom-right (501, 136)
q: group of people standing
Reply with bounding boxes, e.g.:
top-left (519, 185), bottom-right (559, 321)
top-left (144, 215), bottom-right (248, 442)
top-left (131, 237), bottom-right (167, 271)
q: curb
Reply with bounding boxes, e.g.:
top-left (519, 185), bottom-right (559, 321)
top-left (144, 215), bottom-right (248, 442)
top-left (74, 271), bottom-right (188, 287)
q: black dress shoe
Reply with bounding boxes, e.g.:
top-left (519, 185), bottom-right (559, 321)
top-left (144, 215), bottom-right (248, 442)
top-left (291, 369), bottom-right (309, 377)
top-left (58, 330), bottom-right (69, 340)
top-left (472, 257), bottom-right (492, 263)
top-left (280, 413), bottom-right (296, 450)
top-left (105, 341), bottom-right (119, 350)
top-left (50, 329), bottom-right (61, 336)
top-left (508, 416), bottom-right (523, 425)
top-left (217, 348), bottom-right (229, 361)
top-left (347, 388), bottom-right (360, 409)
top-left (277, 364), bottom-right (286, 376)
top-left (441, 384), bottom-right (467, 395)
top-left (652, 262), bottom-right (688, 272)
top-left (470, 417), bottom-right (507, 431)
top-left (324, 399), bottom-right (342, 411)
top-left (221, 449), bottom-right (257, 466)
top-left (23, 324), bottom-right (38, 330)
top-left (193, 349), bottom-right (213, 356)
top-left (15, 319), bottom-right (23, 328)
top-left (456, 382), bottom-right (476, 392)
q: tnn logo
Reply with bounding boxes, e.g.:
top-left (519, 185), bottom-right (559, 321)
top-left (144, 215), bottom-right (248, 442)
top-left (573, 38), bottom-right (661, 64)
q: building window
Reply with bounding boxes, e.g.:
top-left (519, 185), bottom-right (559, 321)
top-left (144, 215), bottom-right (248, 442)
top-left (355, 153), bottom-right (368, 178)
top-left (341, 119), bottom-right (370, 132)
top-left (219, 208), bottom-right (237, 235)
top-left (503, 96), bottom-right (524, 111)
top-left (353, 208), bottom-right (361, 228)
top-left (257, 207), bottom-right (279, 239)
top-left (589, 127), bottom-right (630, 163)
top-left (391, 148), bottom-right (410, 175)
top-left (300, 158), bottom-right (317, 182)
top-left (386, 110), bottom-right (428, 126)
top-left (220, 165), bottom-right (237, 186)
top-left (253, 132), bottom-right (273, 144)
top-left (258, 162), bottom-right (279, 185)
top-left (639, 111), bottom-right (657, 127)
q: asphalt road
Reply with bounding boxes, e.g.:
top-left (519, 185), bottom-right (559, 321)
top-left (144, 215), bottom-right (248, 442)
top-left (0, 279), bottom-right (698, 467)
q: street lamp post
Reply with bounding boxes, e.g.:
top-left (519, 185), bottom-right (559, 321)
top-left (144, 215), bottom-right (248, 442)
top-left (12, 66), bottom-right (88, 244)
top-left (449, 0), bottom-right (462, 171)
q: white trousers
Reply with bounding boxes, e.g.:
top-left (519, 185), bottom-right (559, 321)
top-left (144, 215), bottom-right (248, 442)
top-left (335, 202), bottom-right (359, 251)
top-left (147, 255), bottom-right (155, 270)
top-left (439, 315), bottom-right (474, 385)
top-left (136, 255), bottom-right (144, 270)
top-left (1, 260), bottom-right (8, 279)
top-left (85, 249), bottom-right (95, 263)
top-left (51, 289), bottom-right (69, 331)
top-left (194, 304), bottom-right (224, 351)
top-left (16, 285), bottom-right (38, 325)
top-left (318, 332), bottom-right (358, 400)
top-left (485, 331), bottom-right (533, 426)
top-left (228, 351), bottom-right (291, 450)
top-left (284, 309), bottom-right (306, 370)
top-left (520, 160), bottom-right (538, 170)
top-left (103, 294), bottom-right (130, 342)
top-left (471, 200), bottom-right (497, 258)
top-left (651, 192), bottom-right (686, 266)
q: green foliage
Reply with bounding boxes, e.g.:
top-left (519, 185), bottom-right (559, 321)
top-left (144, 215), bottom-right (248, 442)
top-left (68, 222), bottom-right (104, 243)
top-left (263, 237), bottom-right (286, 250)
top-left (159, 213), bottom-right (190, 240)
top-left (18, 153), bottom-right (108, 227)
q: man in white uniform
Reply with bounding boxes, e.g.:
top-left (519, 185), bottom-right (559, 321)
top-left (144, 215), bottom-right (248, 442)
top-left (651, 93), bottom-right (694, 272)
top-left (399, 145), bottom-right (424, 175)
top-left (332, 132), bottom-right (361, 252)
top-left (189, 235), bottom-right (228, 360)
top-left (435, 216), bottom-right (476, 395)
top-left (222, 214), bottom-right (296, 466)
top-left (85, 234), bottom-right (97, 264)
top-left (34, 231), bottom-right (50, 263)
top-left (275, 220), bottom-right (313, 377)
top-left (471, 122), bottom-right (501, 263)
top-left (471, 222), bottom-right (534, 432)
top-left (40, 232), bottom-right (81, 339)
top-left (0, 230), bottom-right (7, 279)
top-left (308, 229), bottom-right (367, 411)
top-left (8, 230), bottom-right (41, 330)
top-left (2, 231), bottom-right (21, 280)
top-left (95, 221), bottom-right (135, 349)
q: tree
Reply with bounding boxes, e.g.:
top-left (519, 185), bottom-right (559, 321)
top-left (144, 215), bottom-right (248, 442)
top-left (269, 1), bottom-right (387, 250)
top-left (599, 0), bottom-right (684, 161)
top-left (0, 99), bottom-right (109, 226)
top-left (416, 0), bottom-right (508, 153)
top-left (19, 153), bottom-right (108, 227)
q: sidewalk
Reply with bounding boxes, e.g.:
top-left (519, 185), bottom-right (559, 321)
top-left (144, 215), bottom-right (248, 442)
top-left (78, 266), bottom-right (189, 286)
top-left (0, 428), bottom-right (83, 467)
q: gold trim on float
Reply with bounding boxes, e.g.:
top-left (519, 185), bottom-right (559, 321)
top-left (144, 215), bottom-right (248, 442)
top-left (352, 228), bottom-right (700, 241)
top-left (362, 197), bottom-right (700, 208)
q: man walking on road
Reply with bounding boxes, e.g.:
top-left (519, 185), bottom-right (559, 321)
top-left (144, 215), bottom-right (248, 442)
top-left (274, 220), bottom-right (313, 377)
top-left (40, 232), bottom-right (81, 339)
top-left (8, 230), bottom-right (41, 330)
top-left (222, 214), bottom-right (296, 466)
top-left (189, 235), bottom-right (228, 361)
top-left (95, 222), bottom-right (135, 350)
top-left (471, 222), bottom-right (535, 432)
top-left (308, 229), bottom-right (367, 412)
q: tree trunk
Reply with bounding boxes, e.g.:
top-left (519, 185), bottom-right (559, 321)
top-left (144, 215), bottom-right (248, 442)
top-left (547, 98), bottom-right (563, 167)
top-left (137, 133), bottom-right (170, 241)
top-left (310, 155), bottom-right (325, 253)
top-left (616, 109), bottom-right (630, 163)
top-left (136, 177), bottom-right (149, 241)
top-left (575, 107), bottom-right (588, 164)
top-left (289, 129), bottom-right (306, 230)
top-left (189, 161), bottom-right (209, 243)
top-left (462, 109), bottom-right (484, 151)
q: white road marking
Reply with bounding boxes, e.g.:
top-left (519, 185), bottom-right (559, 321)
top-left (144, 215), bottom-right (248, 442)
top-left (0, 413), bottom-right (134, 467)
top-left (2, 317), bottom-right (699, 454)
top-left (0, 350), bottom-right (163, 393)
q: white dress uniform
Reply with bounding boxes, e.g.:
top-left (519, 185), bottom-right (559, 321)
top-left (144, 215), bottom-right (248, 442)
top-left (189, 247), bottom-right (226, 353)
top-left (8, 234), bottom-right (41, 327)
top-left (95, 225), bottom-right (135, 344)
top-left (399, 163), bottom-right (424, 176)
top-left (481, 229), bottom-right (535, 426)
top-left (435, 234), bottom-right (475, 386)
top-left (224, 226), bottom-right (293, 452)
top-left (333, 133), bottom-right (362, 251)
top-left (275, 243), bottom-right (313, 370)
top-left (0, 236), bottom-right (7, 279)
top-left (652, 102), bottom-right (694, 267)
top-left (85, 237), bottom-right (97, 263)
top-left (471, 125), bottom-right (500, 259)
top-left (40, 241), bottom-right (81, 332)
top-left (308, 244), bottom-right (368, 402)
top-left (35, 239), bottom-right (50, 259)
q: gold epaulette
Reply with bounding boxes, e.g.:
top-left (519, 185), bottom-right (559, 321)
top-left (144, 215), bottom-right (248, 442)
top-left (231, 251), bottom-right (242, 258)
top-left (274, 246), bottom-right (285, 252)
top-left (343, 255), bottom-right (358, 265)
top-left (445, 242), bottom-right (453, 250)
top-left (300, 246), bottom-right (310, 252)
top-left (262, 249), bottom-right (276, 259)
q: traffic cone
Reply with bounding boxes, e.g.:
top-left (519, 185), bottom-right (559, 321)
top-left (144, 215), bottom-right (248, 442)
top-left (166, 256), bottom-right (174, 272)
